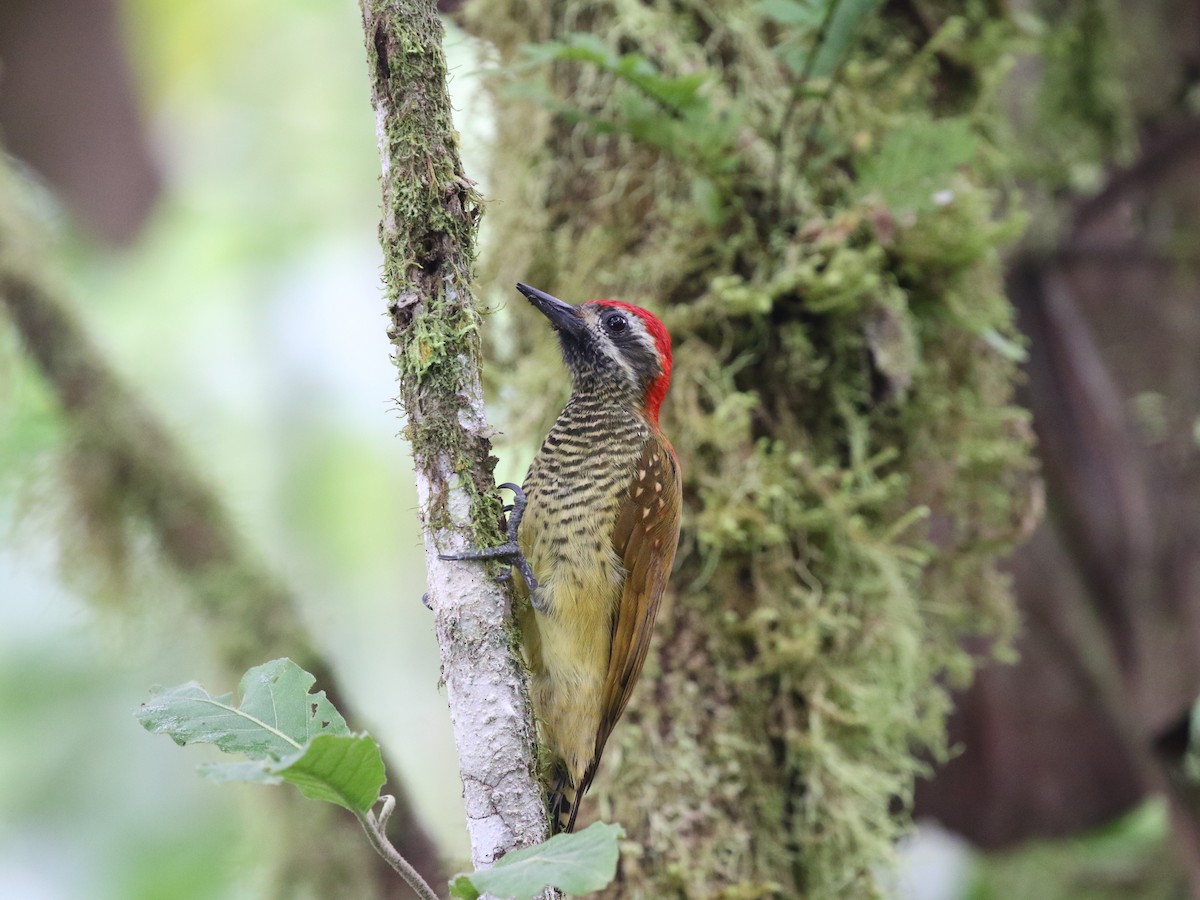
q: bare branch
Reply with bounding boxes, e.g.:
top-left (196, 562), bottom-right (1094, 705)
top-left (358, 802), bottom-right (442, 900)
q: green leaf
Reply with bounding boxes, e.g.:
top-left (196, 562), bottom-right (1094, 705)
top-left (195, 735), bottom-right (386, 813)
top-left (136, 658), bottom-right (349, 758)
top-left (137, 659), bottom-right (386, 812)
top-left (272, 733), bottom-right (386, 813)
top-left (621, 69), bottom-right (707, 114)
top-left (761, 0), bottom-right (825, 27)
top-left (810, 0), bottom-right (883, 78)
top-left (767, 0), bottom-right (881, 78)
top-left (857, 118), bottom-right (978, 213)
top-left (521, 33), bottom-right (615, 69)
top-left (522, 34), bottom-right (708, 117)
top-left (449, 822), bottom-right (624, 900)
top-left (197, 759), bottom-right (283, 785)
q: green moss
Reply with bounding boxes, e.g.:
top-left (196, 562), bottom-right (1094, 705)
top-left (364, 0), bottom-right (511, 551)
top-left (469, 1), bottom-right (1038, 896)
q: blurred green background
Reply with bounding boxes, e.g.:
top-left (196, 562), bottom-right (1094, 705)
top-left (0, 1), bottom-right (498, 895)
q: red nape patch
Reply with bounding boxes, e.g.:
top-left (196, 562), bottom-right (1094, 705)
top-left (592, 299), bottom-right (673, 424)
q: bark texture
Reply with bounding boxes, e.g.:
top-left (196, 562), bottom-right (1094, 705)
top-left (358, 0), bottom-right (551, 869)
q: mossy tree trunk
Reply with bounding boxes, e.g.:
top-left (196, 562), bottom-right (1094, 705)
top-left (359, 0), bottom-right (552, 872)
top-left (464, 2), bottom-right (1038, 897)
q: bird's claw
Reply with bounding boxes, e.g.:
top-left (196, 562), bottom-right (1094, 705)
top-left (496, 483), bottom-right (527, 543)
top-left (439, 540), bottom-right (539, 593)
top-left (438, 484), bottom-right (539, 592)
top-left (511, 550), bottom-right (540, 596)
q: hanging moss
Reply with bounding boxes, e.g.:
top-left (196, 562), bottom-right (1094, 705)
top-left (468, 2), bottom-right (1038, 896)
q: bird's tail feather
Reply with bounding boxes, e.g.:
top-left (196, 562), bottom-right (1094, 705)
top-left (547, 765), bottom-right (574, 834)
top-left (550, 763), bottom-right (599, 834)
top-left (548, 761), bottom-right (596, 834)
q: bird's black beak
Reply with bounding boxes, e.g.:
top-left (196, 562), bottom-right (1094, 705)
top-left (516, 283), bottom-right (588, 339)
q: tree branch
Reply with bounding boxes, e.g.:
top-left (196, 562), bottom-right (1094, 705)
top-left (357, 0), bottom-right (551, 871)
top-left (359, 800), bottom-right (442, 900)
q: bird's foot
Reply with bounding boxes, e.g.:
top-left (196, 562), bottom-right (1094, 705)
top-left (439, 483), bottom-right (539, 593)
top-left (496, 482), bottom-right (528, 545)
top-left (440, 539), bottom-right (538, 593)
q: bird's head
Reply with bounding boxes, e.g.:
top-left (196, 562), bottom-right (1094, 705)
top-left (516, 283), bottom-right (673, 424)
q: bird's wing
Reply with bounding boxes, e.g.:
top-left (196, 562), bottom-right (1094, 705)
top-left (569, 432), bottom-right (681, 825)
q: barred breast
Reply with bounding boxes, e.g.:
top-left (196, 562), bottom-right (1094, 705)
top-left (516, 394), bottom-right (651, 781)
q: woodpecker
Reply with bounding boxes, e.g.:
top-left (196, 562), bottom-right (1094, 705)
top-left (445, 283), bottom-right (682, 832)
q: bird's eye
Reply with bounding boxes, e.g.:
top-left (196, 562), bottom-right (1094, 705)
top-left (605, 313), bottom-right (628, 334)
